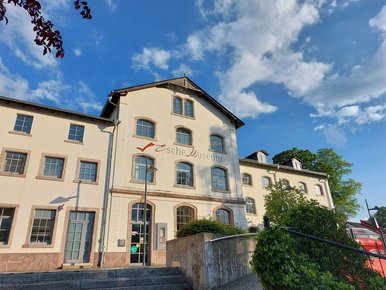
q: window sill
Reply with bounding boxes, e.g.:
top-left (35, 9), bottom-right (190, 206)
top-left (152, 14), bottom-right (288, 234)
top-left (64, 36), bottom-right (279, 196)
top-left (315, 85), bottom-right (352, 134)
top-left (211, 189), bottom-right (231, 194)
top-left (0, 172), bottom-right (26, 178)
top-left (171, 112), bottom-right (195, 120)
top-left (208, 149), bottom-right (227, 154)
top-left (22, 243), bottom-right (54, 248)
top-left (173, 142), bottom-right (194, 148)
top-left (133, 135), bottom-right (156, 141)
top-left (73, 179), bottom-right (98, 185)
top-left (0, 244), bottom-right (11, 248)
top-left (174, 184), bottom-right (196, 190)
top-left (64, 139), bottom-right (84, 145)
top-left (8, 130), bottom-right (32, 137)
top-left (36, 175), bottom-right (64, 182)
top-left (245, 213), bottom-right (257, 216)
top-left (242, 184), bottom-right (253, 187)
top-left (130, 179), bottom-right (156, 185)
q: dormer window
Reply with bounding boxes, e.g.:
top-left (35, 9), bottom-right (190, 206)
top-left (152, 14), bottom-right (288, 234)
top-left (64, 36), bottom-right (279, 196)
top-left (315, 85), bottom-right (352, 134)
top-left (257, 152), bottom-right (268, 164)
top-left (292, 158), bottom-right (302, 170)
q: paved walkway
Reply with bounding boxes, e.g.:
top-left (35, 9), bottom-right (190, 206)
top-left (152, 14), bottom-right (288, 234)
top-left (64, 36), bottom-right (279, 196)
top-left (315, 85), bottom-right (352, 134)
top-left (213, 274), bottom-right (263, 290)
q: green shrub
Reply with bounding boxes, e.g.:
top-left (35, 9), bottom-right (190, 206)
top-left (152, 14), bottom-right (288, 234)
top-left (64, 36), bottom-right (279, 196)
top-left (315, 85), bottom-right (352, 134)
top-left (251, 228), bottom-right (355, 290)
top-left (176, 219), bottom-right (244, 238)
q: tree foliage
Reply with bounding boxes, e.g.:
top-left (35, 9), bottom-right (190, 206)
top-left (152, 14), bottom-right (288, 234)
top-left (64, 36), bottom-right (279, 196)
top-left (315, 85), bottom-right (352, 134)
top-left (264, 182), bottom-right (306, 225)
top-left (253, 198), bottom-right (385, 289)
top-left (0, 0), bottom-right (92, 58)
top-left (374, 206), bottom-right (386, 228)
top-left (272, 147), bottom-right (361, 221)
top-left (176, 219), bottom-right (244, 238)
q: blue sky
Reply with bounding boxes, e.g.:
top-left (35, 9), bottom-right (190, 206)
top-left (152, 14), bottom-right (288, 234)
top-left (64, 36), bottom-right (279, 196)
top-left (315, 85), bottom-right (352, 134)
top-left (1, 0), bottom-right (385, 220)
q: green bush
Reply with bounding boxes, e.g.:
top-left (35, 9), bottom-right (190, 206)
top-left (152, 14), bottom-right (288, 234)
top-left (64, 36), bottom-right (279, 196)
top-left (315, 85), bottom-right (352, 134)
top-left (176, 219), bottom-right (244, 238)
top-left (251, 228), bottom-right (355, 290)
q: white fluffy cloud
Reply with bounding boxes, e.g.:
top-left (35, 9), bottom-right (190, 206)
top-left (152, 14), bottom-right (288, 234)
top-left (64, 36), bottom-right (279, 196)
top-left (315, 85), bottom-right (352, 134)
top-left (0, 4), bottom-right (57, 69)
top-left (132, 48), bottom-right (173, 71)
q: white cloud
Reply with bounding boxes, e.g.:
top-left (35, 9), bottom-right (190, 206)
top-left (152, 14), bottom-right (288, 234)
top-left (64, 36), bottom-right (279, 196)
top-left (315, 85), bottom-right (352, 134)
top-left (316, 124), bottom-right (348, 147)
top-left (132, 48), bottom-right (172, 71)
top-left (0, 4), bottom-right (57, 69)
top-left (104, 0), bottom-right (118, 12)
top-left (369, 6), bottom-right (386, 32)
top-left (73, 48), bottom-right (82, 57)
top-left (172, 64), bottom-right (193, 77)
top-left (0, 58), bottom-right (102, 114)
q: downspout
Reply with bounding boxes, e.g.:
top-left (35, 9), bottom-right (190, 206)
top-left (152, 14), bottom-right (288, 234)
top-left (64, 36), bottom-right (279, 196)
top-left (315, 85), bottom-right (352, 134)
top-left (100, 94), bottom-right (120, 267)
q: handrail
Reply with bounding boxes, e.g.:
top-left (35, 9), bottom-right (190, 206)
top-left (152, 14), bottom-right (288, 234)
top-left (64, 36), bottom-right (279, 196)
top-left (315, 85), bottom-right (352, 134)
top-left (206, 233), bottom-right (259, 243)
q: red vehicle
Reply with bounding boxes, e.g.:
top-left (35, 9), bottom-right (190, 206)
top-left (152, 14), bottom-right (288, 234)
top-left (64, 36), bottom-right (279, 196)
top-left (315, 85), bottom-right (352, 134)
top-left (347, 227), bottom-right (386, 277)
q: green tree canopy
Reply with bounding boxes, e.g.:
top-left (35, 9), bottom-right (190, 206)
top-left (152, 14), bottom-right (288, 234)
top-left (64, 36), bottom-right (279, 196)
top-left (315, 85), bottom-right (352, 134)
top-left (374, 206), bottom-right (386, 228)
top-left (272, 147), bottom-right (361, 222)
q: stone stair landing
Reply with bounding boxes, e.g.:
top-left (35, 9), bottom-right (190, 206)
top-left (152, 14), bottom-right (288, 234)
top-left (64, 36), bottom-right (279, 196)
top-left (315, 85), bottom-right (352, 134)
top-left (0, 267), bottom-right (191, 290)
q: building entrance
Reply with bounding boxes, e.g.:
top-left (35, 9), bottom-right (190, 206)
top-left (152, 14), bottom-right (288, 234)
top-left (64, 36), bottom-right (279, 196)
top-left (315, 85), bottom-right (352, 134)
top-left (130, 203), bottom-right (152, 265)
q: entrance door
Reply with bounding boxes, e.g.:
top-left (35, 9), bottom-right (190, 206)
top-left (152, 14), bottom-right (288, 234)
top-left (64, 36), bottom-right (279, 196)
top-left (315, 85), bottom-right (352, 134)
top-left (64, 211), bottom-right (95, 263)
top-left (130, 203), bottom-right (151, 265)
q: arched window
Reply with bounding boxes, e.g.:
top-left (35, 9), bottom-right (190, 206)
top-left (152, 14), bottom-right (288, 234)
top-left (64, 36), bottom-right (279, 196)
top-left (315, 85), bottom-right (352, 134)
top-left (246, 198), bottom-right (256, 214)
top-left (133, 156), bottom-right (155, 182)
top-left (136, 119), bottom-right (155, 139)
top-left (211, 167), bottom-right (228, 191)
top-left (210, 135), bottom-right (224, 152)
top-left (176, 162), bottom-right (193, 187)
top-left (173, 96), bottom-right (183, 115)
top-left (280, 179), bottom-right (290, 190)
top-left (176, 128), bottom-right (192, 145)
top-left (176, 206), bottom-right (195, 231)
top-left (298, 182), bottom-right (307, 193)
top-left (262, 176), bottom-right (271, 189)
top-left (216, 208), bottom-right (231, 225)
top-left (242, 173), bottom-right (252, 186)
top-left (315, 184), bottom-right (324, 196)
top-left (184, 100), bottom-right (194, 117)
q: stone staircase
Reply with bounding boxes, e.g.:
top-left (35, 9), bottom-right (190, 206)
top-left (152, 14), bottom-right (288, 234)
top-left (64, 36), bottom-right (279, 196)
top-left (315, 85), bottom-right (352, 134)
top-left (0, 267), bottom-right (191, 290)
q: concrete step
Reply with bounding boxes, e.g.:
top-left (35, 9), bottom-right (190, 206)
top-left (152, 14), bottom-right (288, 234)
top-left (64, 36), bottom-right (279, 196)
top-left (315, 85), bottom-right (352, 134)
top-left (0, 267), bottom-right (191, 290)
top-left (0, 267), bottom-right (181, 283)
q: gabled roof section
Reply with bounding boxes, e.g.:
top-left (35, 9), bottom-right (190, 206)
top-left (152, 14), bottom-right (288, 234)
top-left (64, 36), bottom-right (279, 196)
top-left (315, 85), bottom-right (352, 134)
top-left (100, 77), bottom-right (244, 129)
top-left (0, 96), bottom-right (114, 124)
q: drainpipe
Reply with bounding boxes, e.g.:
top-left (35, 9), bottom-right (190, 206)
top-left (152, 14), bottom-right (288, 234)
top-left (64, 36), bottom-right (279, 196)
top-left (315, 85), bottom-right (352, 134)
top-left (100, 94), bottom-right (120, 267)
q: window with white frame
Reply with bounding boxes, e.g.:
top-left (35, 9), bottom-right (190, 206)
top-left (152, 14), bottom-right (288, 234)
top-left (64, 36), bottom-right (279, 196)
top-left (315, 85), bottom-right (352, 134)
top-left (242, 173), bottom-right (252, 186)
top-left (173, 96), bottom-right (194, 117)
top-left (173, 96), bottom-right (183, 115)
top-left (176, 128), bottom-right (192, 145)
top-left (133, 156), bottom-right (155, 182)
top-left (79, 161), bottom-right (98, 182)
top-left (136, 119), bottom-right (155, 139)
top-left (176, 162), bottom-right (193, 187)
top-left (315, 184), bottom-right (324, 196)
top-left (210, 135), bottom-right (224, 152)
top-left (176, 206), bottom-right (195, 231)
top-left (246, 198), bottom-right (256, 214)
top-left (211, 167), bottom-right (228, 191)
top-left (68, 124), bottom-right (85, 142)
top-left (2, 151), bottom-right (27, 175)
top-left (298, 182), bottom-right (307, 193)
top-left (0, 207), bottom-right (15, 245)
top-left (216, 208), bottom-right (231, 225)
top-left (262, 176), bottom-right (271, 189)
top-left (29, 209), bottom-right (56, 244)
top-left (14, 114), bottom-right (33, 134)
top-left (43, 156), bottom-right (65, 178)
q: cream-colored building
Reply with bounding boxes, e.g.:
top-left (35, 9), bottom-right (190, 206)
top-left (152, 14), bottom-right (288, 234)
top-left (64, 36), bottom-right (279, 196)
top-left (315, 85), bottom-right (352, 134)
top-left (99, 77), bottom-right (246, 267)
top-left (240, 150), bottom-right (334, 228)
top-left (0, 96), bottom-right (114, 271)
top-left (0, 77), bottom-right (332, 271)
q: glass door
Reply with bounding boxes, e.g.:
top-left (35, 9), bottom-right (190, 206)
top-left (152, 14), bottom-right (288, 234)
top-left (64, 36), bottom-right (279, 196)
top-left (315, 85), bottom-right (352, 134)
top-left (64, 211), bottom-right (94, 263)
top-left (130, 203), bottom-right (151, 265)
